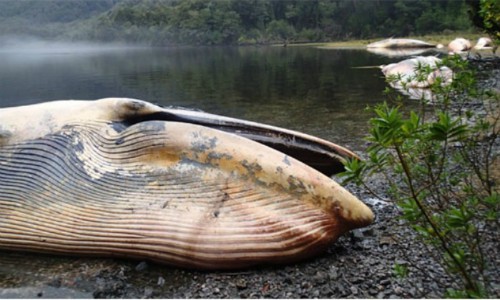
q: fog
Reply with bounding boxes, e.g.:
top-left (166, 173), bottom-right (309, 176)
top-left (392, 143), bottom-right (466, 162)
top-left (0, 36), bottom-right (147, 55)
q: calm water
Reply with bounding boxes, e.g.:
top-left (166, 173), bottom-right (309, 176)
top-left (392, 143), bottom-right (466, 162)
top-left (0, 45), bottom-right (413, 151)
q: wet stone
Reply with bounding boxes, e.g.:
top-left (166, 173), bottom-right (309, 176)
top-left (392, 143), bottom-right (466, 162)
top-left (135, 261), bottom-right (148, 272)
top-left (300, 281), bottom-right (311, 289)
top-left (329, 268), bottom-right (339, 280)
top-left (351, 277), bottom-right (364, 284)
top-left (362, 228), bottom-right (375, 236)
top-left (350, 286), bottom-right (358, 295)
top-left (235, 279), bottom-right (247, 290)
top-left (393, 285), bottom-right (403, 295)
top-left (157, 276), bottom-right (165, 286)
top-left (143, 287), bottom-right (154, 298)
top-left (352, 229), bottom-right (364, 239)
top-left (48, 277), bottom-right (62, 288)
top-left (379, 236), bottom-right (395, 245)
top-left (313, 271), bottom-right (328, 284)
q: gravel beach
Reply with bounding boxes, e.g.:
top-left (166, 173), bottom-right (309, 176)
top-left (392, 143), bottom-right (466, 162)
top-left (0, 57), bottom-right (498, 299)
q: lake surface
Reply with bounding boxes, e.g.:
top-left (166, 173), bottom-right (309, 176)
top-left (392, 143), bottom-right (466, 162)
top-left (0, 44), bottom-right (426, 151)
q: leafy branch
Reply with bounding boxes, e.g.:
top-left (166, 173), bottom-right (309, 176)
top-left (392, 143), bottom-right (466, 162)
top-left (340, 55), bottom-right (499, 298)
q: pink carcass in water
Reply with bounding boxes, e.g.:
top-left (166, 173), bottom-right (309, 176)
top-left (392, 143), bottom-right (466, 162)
top-left (473, 37), bottom-right (493, 50)
top-left (448, 38), bottom-right (472, 54)
top-left (380, 56), bottom-right (453, 89)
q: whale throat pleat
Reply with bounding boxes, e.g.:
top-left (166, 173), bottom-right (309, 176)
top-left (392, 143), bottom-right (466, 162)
top-left (0, 120), bottom-right (343, 269)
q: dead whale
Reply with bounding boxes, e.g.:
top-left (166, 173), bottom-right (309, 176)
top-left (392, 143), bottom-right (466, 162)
top-left (0, 98), bottom-right (374, 269)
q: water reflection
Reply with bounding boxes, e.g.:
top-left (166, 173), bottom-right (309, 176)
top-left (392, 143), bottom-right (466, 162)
top-left (0, 46), bottom-right (416, 151)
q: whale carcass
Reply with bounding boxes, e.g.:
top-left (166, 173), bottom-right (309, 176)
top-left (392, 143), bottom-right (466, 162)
top-left (380, 56), bottom-right (453, 89)
top-left (380, 56), bottom-right (453, 101)
top-left (367, 38), bottom-right (436, 49)
top-left (448, 37), bottom-right (472, 53)
top-left (474, 37), bottom-right (493, 50)
top-left (0, 98), bottom-right (374, 269)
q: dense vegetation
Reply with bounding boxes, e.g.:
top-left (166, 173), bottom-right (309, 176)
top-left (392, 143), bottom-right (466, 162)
top-left (467, 0), bottom-right (500, 40)
top-left (0, 0), bottom-right (487, 46)
top-left (341, 56), bottom-right (499, 298)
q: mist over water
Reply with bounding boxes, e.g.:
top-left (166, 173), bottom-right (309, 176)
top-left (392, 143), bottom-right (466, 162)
top-left (0, 36), bottom-right (146, 54)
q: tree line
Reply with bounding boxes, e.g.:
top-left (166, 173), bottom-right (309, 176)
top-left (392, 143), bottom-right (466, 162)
top-left (0, 0), bottom-right (496, 46)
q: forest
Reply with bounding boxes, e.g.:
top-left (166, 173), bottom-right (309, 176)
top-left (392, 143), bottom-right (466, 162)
top-left (0, 0), bottom-right (496, 46)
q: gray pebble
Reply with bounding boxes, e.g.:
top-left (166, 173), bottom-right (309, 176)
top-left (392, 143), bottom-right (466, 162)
top-left (157, 276), bottom-right (165, 286)
top-left (350, 286), bottom-right (358, 295)
top-left (135, 261), bottom-right (148, 272)
top-left (143, 287), bottom-right (154, 298)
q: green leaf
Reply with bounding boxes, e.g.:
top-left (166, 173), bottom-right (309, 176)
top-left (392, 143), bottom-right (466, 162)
top-left (428, 112), bottom-right (468, 142)
top-left (399, 198), bottom-right (422, 222)
top-left (445, 207), bottom-right (471, 229)
top-left (393, 263), bottom-right (409, 278)
top-left (445, 288), bottom-right (469, 299)
top-left (483, 193), bottom-right (499, 207)
top-left (339, 158), bottom-right (366, 185)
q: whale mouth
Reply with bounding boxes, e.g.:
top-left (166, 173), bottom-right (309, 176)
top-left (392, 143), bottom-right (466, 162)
top-left (110, 102), bottom-right (359, 177)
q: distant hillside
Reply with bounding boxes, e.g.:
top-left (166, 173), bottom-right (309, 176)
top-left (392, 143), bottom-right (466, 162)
top-left (0, 0), bottom-right (115, 23)
top-left (0, 0), bottom-right (115, 38)
top-left (0, 0), bottom-right (478, 46)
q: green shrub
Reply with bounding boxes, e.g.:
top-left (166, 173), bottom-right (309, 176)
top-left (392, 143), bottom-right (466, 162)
top-left (340, 55), bottom-right (499, 298)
